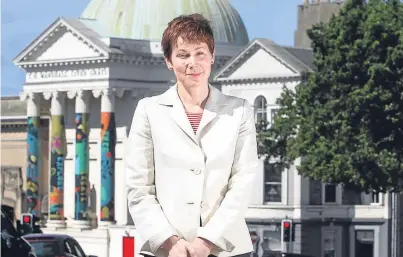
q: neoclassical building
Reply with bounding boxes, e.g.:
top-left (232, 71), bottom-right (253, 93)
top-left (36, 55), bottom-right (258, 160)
top-left (1, 1), bottom-right (396, 257)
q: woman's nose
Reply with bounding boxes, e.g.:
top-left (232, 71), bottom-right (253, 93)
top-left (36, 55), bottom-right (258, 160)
top-left (187, 56), bottom-right (196, 66)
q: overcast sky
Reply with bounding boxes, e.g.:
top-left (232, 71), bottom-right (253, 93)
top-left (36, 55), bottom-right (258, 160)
top-left (1, 0), bottom-right (302, 96)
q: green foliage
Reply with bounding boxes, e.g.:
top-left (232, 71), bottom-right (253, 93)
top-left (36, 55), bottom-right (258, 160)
top-left (257, 0), bottom-right (403, 192)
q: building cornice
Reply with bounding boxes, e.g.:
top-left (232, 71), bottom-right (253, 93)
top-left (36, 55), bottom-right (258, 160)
top-left (18, 52), bottom-right (232, 69)
top-left (216, 75), bottom-right (302, 85)
top-left (14, 18), bottom-right (109, 67)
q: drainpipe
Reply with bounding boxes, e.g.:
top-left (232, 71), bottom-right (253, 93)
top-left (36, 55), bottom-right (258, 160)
top-left (391, 192), bottom-right (400, 257)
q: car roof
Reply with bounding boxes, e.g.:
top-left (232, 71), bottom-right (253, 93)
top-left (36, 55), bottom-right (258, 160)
top-left (23, 234), bottom-right (73, 240)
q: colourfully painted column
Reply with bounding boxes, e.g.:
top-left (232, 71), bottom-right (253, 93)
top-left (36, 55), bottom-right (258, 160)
top-left (45, 92), bottom-right (67, 228)
top-left (73, 90), bottom-right (91, 224)
top-left (23, 92), bottom-right (41, 217)
top-left (99, 89), bottom-right (116, 227)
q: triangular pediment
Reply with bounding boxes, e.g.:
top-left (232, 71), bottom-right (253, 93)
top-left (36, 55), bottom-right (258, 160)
top-left (215, 39), bottom-right (313, 80)
top-left (227, 48), bottom-right (297, 79)
top-left (14, 18), bottom-right (109, 65)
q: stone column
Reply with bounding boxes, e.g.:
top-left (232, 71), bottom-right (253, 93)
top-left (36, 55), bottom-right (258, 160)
top-left (94, 89), bottom-right (117, 228)
top-left (20, 92), bottom-right (41, 218)
top-left (44, 91), bottom-right (67, 229)
top-left (68, 90), bottom-right (91, 229)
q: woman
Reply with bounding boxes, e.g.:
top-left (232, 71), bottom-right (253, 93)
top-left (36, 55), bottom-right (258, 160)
top-left (126, 14), bottom-right (259, 257)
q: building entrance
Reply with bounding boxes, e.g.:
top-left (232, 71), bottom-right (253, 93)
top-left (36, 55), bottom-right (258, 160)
top-left (355, 230), bottom-right (374, 257)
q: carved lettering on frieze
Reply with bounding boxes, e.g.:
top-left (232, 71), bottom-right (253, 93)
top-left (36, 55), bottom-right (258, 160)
top-left (26, 67), bottom-right (109, 83)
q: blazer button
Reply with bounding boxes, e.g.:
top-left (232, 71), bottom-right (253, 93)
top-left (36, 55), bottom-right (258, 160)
top-left (192, 169), bottom-right (202, 175)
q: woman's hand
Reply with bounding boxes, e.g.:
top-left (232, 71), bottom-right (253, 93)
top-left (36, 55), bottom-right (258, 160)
top-left (167, 239), bottom-right (195, 257)
top-left (187, 237), bottom-right (213, 257)
top-left (162, 236), bottom-right (180, 252)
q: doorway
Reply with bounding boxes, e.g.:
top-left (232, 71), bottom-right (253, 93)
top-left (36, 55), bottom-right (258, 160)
top-left (355, 230), bottom-right (374, 257)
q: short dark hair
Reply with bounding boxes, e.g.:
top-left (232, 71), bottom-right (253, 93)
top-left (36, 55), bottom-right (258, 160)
top-left (161, 13), bottom-right (215, 62)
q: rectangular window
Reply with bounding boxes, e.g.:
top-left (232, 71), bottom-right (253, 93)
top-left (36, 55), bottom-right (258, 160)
top-left (324, 184), bottom-right (337, 203)
top-left (359, 191), bottom-right (383, 205)
top-left (371, 191), bottom-right (380, 204)
top-left (264, 163), bottom-right (282, 203)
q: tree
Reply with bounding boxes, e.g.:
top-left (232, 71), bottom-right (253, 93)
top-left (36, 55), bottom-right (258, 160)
top-left (257, 0), bottom-right (403, 193)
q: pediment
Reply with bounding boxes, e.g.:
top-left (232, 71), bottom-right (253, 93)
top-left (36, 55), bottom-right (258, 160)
top-left (36, 31), bottom-right (101, 61)
top-left (227, 48), bottom-right (297, 79)
top-left (14, 18), bottom-right (109, 65)
top-left (215, 39), bottom-right (313, 80)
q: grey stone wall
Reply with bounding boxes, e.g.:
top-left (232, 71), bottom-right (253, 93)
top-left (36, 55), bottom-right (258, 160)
top-left (294, 2), bottom-right (343, 49)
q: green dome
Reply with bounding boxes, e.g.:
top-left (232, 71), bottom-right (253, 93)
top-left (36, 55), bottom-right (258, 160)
top-left (81, 0), bottom-right (249, 45)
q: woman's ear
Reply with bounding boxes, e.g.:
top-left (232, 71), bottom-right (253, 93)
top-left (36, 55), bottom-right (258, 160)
top-left (165, 57), bottom-right (173, 70)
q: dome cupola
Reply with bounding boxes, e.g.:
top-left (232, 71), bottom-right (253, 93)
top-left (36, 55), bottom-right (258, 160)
top-left (81, 0), bottom-right (249, 46)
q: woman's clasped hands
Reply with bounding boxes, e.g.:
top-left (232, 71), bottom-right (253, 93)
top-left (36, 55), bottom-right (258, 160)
top-left (163, 236), bottom-right (213, 257)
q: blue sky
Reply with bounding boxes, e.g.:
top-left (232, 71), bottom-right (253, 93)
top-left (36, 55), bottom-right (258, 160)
top-left (1, 0), bottom-right (302, 96)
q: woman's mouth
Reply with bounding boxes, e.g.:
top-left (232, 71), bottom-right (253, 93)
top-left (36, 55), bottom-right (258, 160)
top-left (188, 73), bottom-right (202, 79)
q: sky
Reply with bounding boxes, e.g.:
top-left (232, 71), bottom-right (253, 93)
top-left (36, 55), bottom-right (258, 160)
top-left (1, 0), bottom-right (302, 96)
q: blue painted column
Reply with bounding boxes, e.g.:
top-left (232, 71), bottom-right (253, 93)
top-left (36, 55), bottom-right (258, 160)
top-left (45, 91), bottom-right (67, 229)
top-left (69, 90), bottom-right (91, 229)
top-left (24, 92), bottom-right (41, 218)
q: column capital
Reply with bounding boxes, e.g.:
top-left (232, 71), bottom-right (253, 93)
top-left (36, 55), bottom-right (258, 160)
top-left (20, 92), bottom-right (40, 102)
top-left (93, 88), bottom-right (125, 99)
top-left (67, 90), bottom-right (89, 100)
top-left (21, 92), bottom-right (41, 117)
top-left (43, 91), bottom-right (66, 101)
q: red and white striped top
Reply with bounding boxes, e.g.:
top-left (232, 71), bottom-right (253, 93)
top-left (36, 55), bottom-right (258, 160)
top-left (186, 112), bottom-right (203, 134)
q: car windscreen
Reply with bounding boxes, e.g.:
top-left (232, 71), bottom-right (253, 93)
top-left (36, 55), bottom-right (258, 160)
top-left (26, 239), bottom-right (61, 257)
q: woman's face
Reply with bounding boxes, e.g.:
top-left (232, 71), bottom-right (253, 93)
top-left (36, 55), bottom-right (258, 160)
top-left (166, 36), bottom-right (214, 88)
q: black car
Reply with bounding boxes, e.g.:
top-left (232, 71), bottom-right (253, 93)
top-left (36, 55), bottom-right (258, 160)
top-left (1, 206), bottom-right (36, 257)
top-left (23, 233), bottom-right (98, 257)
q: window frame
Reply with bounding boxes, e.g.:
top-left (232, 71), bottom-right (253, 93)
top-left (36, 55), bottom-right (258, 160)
top-left (349, 225), bottom-right (380, 257)
top-left (254, 95), bottom-right (268, 123)
top-left (322, 183), bottom-right (342, 205)
top-left (263, 158), bottom-right (288, 205)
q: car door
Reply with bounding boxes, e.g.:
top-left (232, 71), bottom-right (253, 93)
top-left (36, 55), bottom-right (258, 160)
top-left (63, 239), bottom-right (78, 257)
top-left (69, 239), bottom-right (86, 257)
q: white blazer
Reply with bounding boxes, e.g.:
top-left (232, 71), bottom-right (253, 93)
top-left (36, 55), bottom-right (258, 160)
top-left (125, 84), bottom-right (259, 257)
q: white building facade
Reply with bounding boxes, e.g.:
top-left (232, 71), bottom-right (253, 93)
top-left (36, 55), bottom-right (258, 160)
top-left (215, 38), bottom-right (392, 257)
top-left (9, 1), bottom-right (393, 257)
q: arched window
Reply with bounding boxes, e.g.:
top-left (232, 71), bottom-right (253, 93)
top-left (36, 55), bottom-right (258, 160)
top-left (254, 95), bottom-right (267, 122)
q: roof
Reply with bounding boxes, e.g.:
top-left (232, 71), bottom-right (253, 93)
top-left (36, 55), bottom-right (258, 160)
top-left (23, 233), bottom-right (73, 240)
top-left (282, 46), bottom-right (314, 70)
top-left (214, 38), bottom-right (314, 80)
top-left (254, 38), bottom-right (314, 71)
top-left (81, 0), bottom-right (249, 45)
top-left (1, 97), bottom-right (27, 117)
top-left (0, 96), bottom-right (49, 119)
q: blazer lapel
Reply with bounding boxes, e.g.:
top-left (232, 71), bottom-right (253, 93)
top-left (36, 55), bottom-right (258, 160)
top-left (196, 85), bottom-right (226, 136)
top-left (156, 84), bottom-right (227, 145)
top-left (157, 85), bottom-right (198, 145)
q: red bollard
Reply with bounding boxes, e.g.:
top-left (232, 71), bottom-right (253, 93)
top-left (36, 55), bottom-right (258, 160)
top-left (123, 236), bottom-right (135, 257)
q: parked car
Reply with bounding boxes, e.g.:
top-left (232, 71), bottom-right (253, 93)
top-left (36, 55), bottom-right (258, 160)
top-left (1, 205), bottom-right (37, 257)
top-left (23, 234), bottom-right (98, 257)
top-left (281, 254), bottom-right (314, 257)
